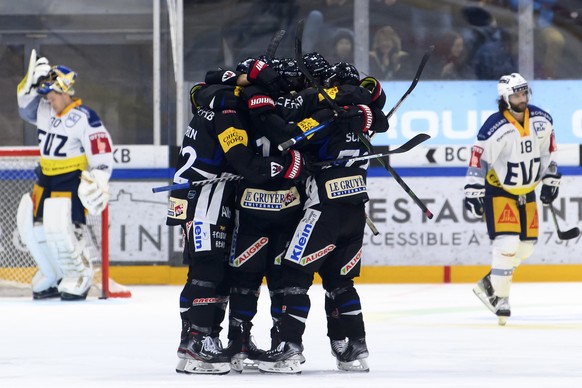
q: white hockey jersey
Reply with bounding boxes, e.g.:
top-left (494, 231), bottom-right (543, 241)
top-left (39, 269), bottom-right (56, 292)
top-left (466, 105), bottom-right (557, 195)
top-left (17, 90), bottom-right (113, 178)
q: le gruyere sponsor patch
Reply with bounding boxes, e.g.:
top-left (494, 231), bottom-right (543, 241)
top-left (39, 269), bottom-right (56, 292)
top-left (325, 175), bottom-right (366, 199)
top-left (167, 197), bottom-right (188, 220)
top-left (218, 126), bottom-right (248, 153)
top-left (241, 187), bottom-right (301, 211)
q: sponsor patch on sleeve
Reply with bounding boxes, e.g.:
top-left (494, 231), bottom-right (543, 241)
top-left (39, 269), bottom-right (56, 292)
top-left (167, 197), bottom-right (188, 220)
top-left (89, 132), bottom-right (112, 155)
top-left (217, 126), bottom-right (248, 153)
top-left (469, 146), bottom-right (484, 168)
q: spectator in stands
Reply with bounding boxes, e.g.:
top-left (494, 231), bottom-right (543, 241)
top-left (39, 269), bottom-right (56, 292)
top-left (303, 0), bottom-right (354, 54)
top-left (327, 27), bottom-right (355, 64)
top-left (473, 28), bottom-right (518, 80)
top-left (427, 30), bottom-right (472, 80)
top-left (368, 26), bottom-right (408, 80)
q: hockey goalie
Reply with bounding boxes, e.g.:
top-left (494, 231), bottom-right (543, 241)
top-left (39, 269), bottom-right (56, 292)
top-left (16, 49), bottom-right (113, 301)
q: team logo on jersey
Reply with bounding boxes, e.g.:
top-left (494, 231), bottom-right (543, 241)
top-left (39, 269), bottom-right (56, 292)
top-left (533, 121), bottom-right (546, 134)
top-left (65, 112), bottom-right (81, 128)
top-left (218, 126), bottom-right (248, 152)
top-left (341, 248), bottom-right (362, 275)
top-left (221, 70), bottom-right (237, 83)
top-left (229, 237), bottom-right (269, 267)
top-left (270, 162), bottom-right (283, 177)
top-left (469, 146), bottom-right (484, 168)
top-left (497, 204), bottom-right (518, 224)
top-left (325, 175), bottom-right (366, 199)
top-left (89, 132), bottom-right (112, 154)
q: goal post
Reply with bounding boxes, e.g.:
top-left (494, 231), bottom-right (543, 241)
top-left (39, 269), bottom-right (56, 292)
top-left (0, 148), bottom-right (131, 299)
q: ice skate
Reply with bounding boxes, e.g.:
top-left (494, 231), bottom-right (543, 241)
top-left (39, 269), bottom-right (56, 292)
top-left (257, 341), bottom-right (304, 374)
top-left (177, 333), bottom-right (230, 375)
top-left (473, 274), bottom-right (511, 325)
top-left (226, 321), bottom-right (265, 372)
top-left (334, 338), bottom-right (370, 372)
top-left (32, 286), bottom-right (60, 300)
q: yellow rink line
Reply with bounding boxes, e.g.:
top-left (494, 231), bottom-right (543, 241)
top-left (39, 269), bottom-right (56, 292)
top-left (107, 264), bottom-right (582, 285)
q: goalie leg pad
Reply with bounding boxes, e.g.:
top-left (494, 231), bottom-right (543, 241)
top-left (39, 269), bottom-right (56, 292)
top-left (17, 193), bottom-right (62, 293)
top-left (43, 198), bottom-right (94, 300)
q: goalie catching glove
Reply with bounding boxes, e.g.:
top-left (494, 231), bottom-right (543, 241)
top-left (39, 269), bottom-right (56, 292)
top-left (464, 184), bottom-right (485, 217)
top-left (540, 172), bottom-right (561, 205)
top-left (78, 169), bottom-right (111, 215)
top-left (18, 50), bottom-right (51, 96)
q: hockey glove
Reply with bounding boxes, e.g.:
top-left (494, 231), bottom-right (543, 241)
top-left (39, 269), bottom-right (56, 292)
top-left (540, 172), bottom-right (561, 205)
top-left (240, 85), bottom-right (276, 114)
top-left (336, 105), bottom-right (373, 134)
top-left (464, 184), bottom-right (485, 217)
top-left (78, 170), bottom-right (111, 216)
top-left (283, 150), bottom-right (312, 181)
top-left (247, 60), bottom-right (290, 97)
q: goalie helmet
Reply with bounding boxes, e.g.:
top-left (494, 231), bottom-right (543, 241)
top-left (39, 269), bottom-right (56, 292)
top-left (497, 73), bottom-right (530, 107)
top-left (326, 62), bottom-right (359, 86)
top-left (37, 65), bottom-right (77, 95)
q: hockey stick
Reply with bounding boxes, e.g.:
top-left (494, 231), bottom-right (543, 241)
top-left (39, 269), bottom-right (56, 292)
top-left (549, 203), bottom-right (580, 240)
top-left (152, 175), bottom-right (243, 193)
top-left (385, 45), bottom-right (434, 120)
top-left (265, 29), bottom-right (286, 58)
top-left (315, 133), bottom-right (430, 166)
top-left (294, 19), bottom-right (433, 219)
top-left (278, 119), bottom-right (334, 151)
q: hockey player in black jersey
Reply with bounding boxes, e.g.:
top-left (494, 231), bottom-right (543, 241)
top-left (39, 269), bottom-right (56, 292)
top-left (167, 75), bottom-right (309, 374)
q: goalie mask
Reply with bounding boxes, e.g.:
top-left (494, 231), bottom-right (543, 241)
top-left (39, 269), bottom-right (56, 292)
top-left (497, 73), bottom-right (530, 109)
top-left (38, 65), bottom-right (77, 95)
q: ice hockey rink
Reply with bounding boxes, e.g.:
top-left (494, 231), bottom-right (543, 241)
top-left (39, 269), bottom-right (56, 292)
top-left (2, 282), bottom-right (582, 388)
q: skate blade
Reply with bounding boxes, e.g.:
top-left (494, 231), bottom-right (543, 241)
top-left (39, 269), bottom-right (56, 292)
top-left (175, 358), bottom-right (187, 373)
top-left (472, 286), bottom-right (496, 314)
top-left (337, 357), bottom-right (370, 372)
top-left (182, 359), bottom-right (231, 375)
top-left (498, 317), bottom-right (508, 326)
top-left (258, 358), bottom-right (301, 374)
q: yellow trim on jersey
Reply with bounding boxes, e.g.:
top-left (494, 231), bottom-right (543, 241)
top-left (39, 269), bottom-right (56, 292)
top-left (56, 98), bottom-right (82, 118)
top-left (218, 126), bottom-right (248, 153)
top-left (486, 169), bottom-right (537, 195)
top-left (39, 154), bottom-right (88, 176)
top-left (319, 86), bottom-right (338, 102)
top-left (234, 86), bottom-right (242, 97)
top-left (503, 108), bottom-right (530, 137)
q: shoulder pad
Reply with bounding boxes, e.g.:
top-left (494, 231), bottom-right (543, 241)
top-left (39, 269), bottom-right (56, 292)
top-left (477, 112), bottom-right (507, 141)
top-left (528, 104), bottom-right (553, 124)
top-left (77, 105), bottom-right (103, 128)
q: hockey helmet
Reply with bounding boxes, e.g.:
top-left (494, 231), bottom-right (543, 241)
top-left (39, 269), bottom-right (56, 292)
top-left (37, 65), bottom-right (77, 95)
top-left (326, 62), bottom-right (360, 86)
top-left (497, 73), bottom-right (530, 106)
top-left (274, 58), bottom-right (304, 91)
top-left (302, 52), bottom-right (331, 81)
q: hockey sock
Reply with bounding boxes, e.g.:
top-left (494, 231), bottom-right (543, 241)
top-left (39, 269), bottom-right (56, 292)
top-left (186, 278), bottom-right (219, 332)
top-left (228, 286), bottom-right (260, 340)
top-left (325, 292), bottom-right (347, 340)
top-left (331, 286), bottom-right (366, 340)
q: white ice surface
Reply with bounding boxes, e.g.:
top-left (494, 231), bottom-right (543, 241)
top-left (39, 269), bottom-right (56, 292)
top-left (2, 282), bottom-right (582, 388)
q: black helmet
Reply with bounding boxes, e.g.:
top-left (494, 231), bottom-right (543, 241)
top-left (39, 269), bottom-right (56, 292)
top-left (302, 52), bottom-right (331, 82)
top-left (326, 62), bottom-right (360, 86)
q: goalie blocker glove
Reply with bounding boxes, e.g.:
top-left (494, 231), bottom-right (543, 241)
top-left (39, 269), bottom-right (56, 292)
top-left (464, 184), bottom-right (485, 217)
top-left (78, 169), bottom-right (111, 215)
top-left (540, 172), bottom-right (561, 205)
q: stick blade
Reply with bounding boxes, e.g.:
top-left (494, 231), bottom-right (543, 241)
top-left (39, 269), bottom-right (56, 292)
top-left (558, 227), bottom-right (580, 240)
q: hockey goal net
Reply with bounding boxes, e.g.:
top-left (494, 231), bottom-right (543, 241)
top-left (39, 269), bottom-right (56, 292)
top-left (0, 148), bottom-right (131, 298)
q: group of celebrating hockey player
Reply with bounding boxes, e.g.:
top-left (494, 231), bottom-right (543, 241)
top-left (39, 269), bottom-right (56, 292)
top-left (14, 24), bottom-right (563, 378)
top-left (165, 49), bottom-right (388, 374)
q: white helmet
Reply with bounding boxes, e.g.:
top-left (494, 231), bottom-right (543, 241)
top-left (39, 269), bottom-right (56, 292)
top-left (497, 73), bottom-right (530, 107)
